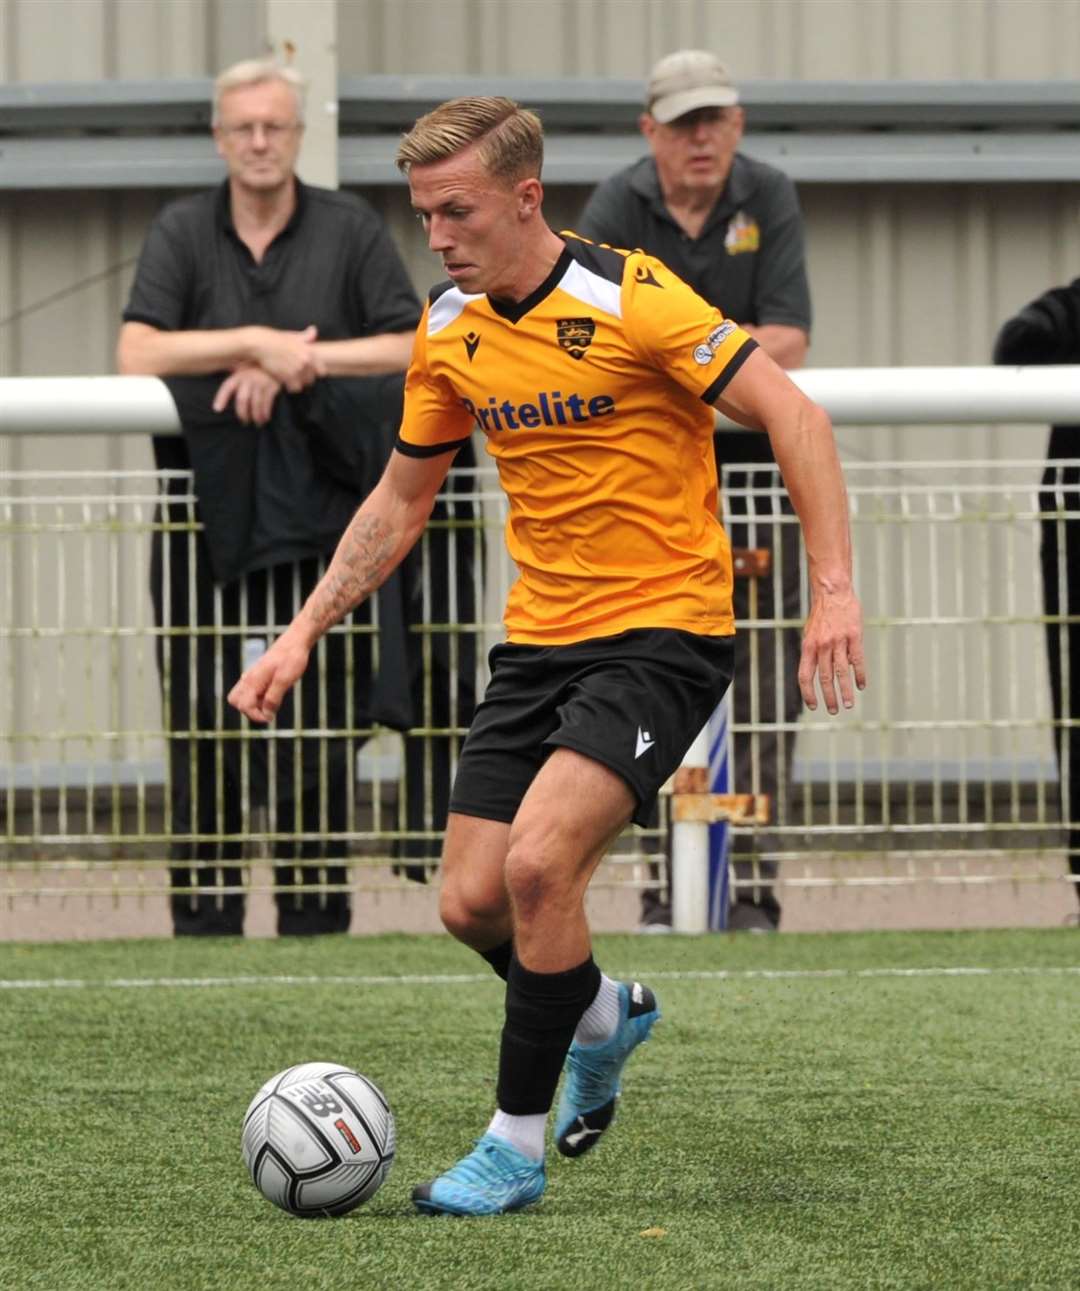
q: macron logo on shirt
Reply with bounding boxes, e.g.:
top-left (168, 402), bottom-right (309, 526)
top-left (461, 390), bottom-right (616, 433)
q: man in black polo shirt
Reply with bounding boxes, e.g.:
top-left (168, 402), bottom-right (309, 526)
top-left (579, 49), bottom-right (811, 932)
top-left (118, 58), bottom-right (430, 937)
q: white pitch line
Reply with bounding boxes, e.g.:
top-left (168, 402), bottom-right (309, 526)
top-left (1, 965), bottom-right (1079, 991)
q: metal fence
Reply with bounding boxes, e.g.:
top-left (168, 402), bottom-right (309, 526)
top-left (717, 458), bottom-right (1078, 918)
top-left (2, 447), bottom-right (1078, 934)
top-left (0, 461), bottom-right (666, 932)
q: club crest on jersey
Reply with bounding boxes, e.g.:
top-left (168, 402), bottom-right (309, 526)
top-left (556, 317), bottom-right (596, 360)
top-left (693, 320), bottom-right (738, 366)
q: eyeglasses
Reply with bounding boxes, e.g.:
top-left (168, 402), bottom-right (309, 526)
top-left (219, 121), bottom-right (300, 141)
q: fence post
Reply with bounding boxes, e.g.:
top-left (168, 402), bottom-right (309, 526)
top-left (671, 725), bottom-right (710, 934)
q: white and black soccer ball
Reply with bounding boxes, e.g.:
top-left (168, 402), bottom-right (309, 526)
top-left (241, 1061), bottom-right (395, 1217)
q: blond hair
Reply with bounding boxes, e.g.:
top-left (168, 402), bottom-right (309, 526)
top-left (395, 96), bottom-right (543, 184)
top-left (212, 59), bottom-right (306, 125)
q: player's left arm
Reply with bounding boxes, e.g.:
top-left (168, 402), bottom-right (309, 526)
top-left (713, 347), bottom-right (867, 714)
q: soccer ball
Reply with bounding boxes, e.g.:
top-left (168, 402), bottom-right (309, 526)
top-left (241, 1061), bottom-right (395, 1217)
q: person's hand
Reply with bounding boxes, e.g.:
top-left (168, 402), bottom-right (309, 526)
top-left (212, 365), bottom-right (282, 425)
top-left (227, 629), bottom-right (312, 724)
top-left (251, 325), bottom-right (326, 392)
top-left (798, 586), bottom-right (868, 714)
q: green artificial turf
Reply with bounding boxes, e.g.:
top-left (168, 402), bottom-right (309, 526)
top-left (1, 929), bottom-right (1078, 1290)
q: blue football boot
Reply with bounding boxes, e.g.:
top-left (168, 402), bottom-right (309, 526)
top-left (413, 1133), bottom-right (546, 1216)
top-left (555, 980), bottom-right (660, 1158)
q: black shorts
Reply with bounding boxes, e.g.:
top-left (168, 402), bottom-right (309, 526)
top-left (450, 628), bottom-right (734, 828)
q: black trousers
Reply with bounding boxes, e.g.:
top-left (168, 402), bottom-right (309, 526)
top-left (1040, 459), bottom-right (1080, 908)
top-left (150, 521), bottom-right (364, 936)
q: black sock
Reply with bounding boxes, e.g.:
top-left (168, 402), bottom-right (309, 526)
top-left (479, 940), bottom-right (513, 981)
top-left (496, 954), bottom-right (601, 1115)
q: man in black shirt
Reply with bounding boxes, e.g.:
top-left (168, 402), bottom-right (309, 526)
top-left (118, 58), bottom-right (428, 936)
top-left (994, 282), bottom-right (1080, 922)
top-left (579, 49), bottom-right (811, 931)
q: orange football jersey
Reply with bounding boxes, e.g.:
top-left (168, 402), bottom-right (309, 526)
top-left (396, 233), bottom-right (757, 644)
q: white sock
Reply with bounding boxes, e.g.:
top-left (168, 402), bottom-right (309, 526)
top-left (573, 972), bottom-right (622, 1047)
top-left (487, 1109), bottom-right (546, 1161)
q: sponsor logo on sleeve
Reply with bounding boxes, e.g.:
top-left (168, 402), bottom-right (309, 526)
top-left (692, 319), bottom-right (738, 366)
top-left (634, 263), bottom-right (662, 288)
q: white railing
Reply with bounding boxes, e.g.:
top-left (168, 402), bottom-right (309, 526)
top-left (5, 366), bottom-right (1080, 433)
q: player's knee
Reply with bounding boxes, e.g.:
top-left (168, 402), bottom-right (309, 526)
top-left (439, 874), bottom-right (507, 944)
top-left (504, 835), bottom-right (571, 923)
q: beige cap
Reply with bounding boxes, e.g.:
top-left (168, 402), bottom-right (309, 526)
top-left (646, 49), bottom-right (739, 124)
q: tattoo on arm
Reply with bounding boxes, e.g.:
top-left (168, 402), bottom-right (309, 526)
top-left (308, 513), bottom-right (398, 634)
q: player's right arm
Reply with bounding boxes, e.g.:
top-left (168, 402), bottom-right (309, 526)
top-left (228, 447), bottom-right (453, 723)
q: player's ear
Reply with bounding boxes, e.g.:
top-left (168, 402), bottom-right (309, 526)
top-left (516, 177), bottom-right (543, 219)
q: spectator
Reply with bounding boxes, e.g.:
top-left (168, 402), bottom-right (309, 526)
top-left (578, 49), bottom-right (811, 931)
top-left (994, 282), bottom-right (1080, 922)
top-left (118, 57), bottom-right (430, 936)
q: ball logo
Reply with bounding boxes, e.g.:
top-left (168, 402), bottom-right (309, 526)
top-left (295, 1084), bottom-right (343, 1117)
top-left (334, 1118), bottom-right (363, 1154)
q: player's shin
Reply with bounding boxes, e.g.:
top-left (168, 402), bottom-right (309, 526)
top-left (490, 954), bottom-right (601, 1158)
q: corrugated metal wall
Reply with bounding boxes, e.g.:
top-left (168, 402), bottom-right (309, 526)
top-left (5, 0), bottom-right (1080, 81)
top-left (3, 0), bottom-right (1080, 767)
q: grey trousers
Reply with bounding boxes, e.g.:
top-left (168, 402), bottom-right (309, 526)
top-left (639, 467), bottom-right (802, 927)
top-left (727, 481), bottom-right (803, 920)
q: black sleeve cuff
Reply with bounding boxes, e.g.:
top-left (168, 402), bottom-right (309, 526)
top-left (700, 337), bottom-right (759, 405)
top-left (394, 435), bottom-right (472, 459)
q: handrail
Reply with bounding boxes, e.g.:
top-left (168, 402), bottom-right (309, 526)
top-left (4, 76), bottom-right (1080, 132)
top-left (3, 367), bottom-right (1079, 436)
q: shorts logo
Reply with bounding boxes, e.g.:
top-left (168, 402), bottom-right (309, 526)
top-left (334, 1118), bottom-right (362, 1154)
top-left (463, 331), bottom-right (481, 362)
top-left (692, 320), bottom-right (738, 366)
top-left (634, 264), bottom-right (662, 288)
top-left (635, 727), bottom-right (655, 759)
top-left (556, 317), bottom-right (596, 360)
